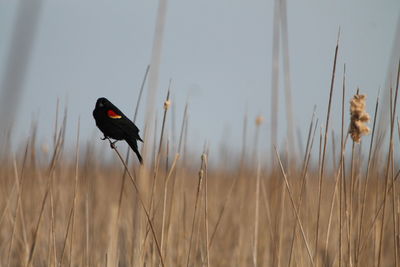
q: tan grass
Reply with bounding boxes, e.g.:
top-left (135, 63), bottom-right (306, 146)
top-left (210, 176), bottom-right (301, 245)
top-left (1, 46), bottom-right (400, 267)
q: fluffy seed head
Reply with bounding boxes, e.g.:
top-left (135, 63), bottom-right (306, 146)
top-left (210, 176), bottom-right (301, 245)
top-left (349, 93), bottom-right (370, 143)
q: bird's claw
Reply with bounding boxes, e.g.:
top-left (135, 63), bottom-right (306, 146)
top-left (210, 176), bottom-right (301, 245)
top-left (100, 136), bottom-right (117, 149)
top-left (110, 140), bottom-right (118, 149)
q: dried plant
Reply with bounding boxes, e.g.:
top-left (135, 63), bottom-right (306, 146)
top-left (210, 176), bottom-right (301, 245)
top-left (255, 115), bottom-right (264, 126)
top-left (164, 99), bottom-right (171, 110)
top-left (349, 94), bottom-right (371, 143)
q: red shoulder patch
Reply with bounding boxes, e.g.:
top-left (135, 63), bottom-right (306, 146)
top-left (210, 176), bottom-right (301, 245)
top-left (107, 110), bottom-right (122, 119)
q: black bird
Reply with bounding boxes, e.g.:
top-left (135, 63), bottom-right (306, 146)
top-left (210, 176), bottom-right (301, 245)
top-left (93, 97), bottom-right (143, 164)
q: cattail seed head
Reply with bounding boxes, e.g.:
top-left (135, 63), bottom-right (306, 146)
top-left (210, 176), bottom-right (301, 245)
top-left (164, 100), bottom-right (171, 110)
top-left (349, 93), bottom-right (370, 143)
top-left (255, 115), bottom-right (264, 126)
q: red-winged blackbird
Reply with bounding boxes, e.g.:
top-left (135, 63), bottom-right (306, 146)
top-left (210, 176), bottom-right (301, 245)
top-left (93, 97), bottom-right (143, 164)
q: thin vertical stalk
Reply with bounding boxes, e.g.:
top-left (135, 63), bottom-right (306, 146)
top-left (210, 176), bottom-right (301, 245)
top-left (339, 65), bottom-right (346, 267)
top-left (302, 106), bottom-right (316, 172)
top-left (358, 169), bottom-right (400, 256)
top-left (253, 161), bottom-right (261, 267)
top-left (390, 87), bottom-right (399, 267)
top-left (69, 118), bottom-right (80, 267)
top-left (142, 0), bottom-right (168, 164)
top-left (85, 166), bottom-right (90, 267)
top-left (349, 141), bottom-right (356, 265)
top-left (203, 154), bottom-right (210, 267)
top-left (49, 172), bottom-right (57, 267)
top-left (149, 86), bottom-right (171, 215)
top-left (107, 138), bottom-right (165, 267)
top-left (377, 61), bottom-right (399, 267)
top-left (270, 0), bottom-right (280, 161)
top-left (315, 31), bottom-right (340, 264)
top-left (397, 118), bottom-right (400, 143)
top-left (356, 90), bottom-right (380, 261)
top-left (160, 154), bottom-right (179, 256)
top-left (288, 114), bottom-right (318, 267)
top-left (115, 64), bottom-right (149, 264)
top-left (186, 156), bottom-right (205, 267)
top-left (323, 135), bottom-right (349, 266)
top-left (276, 167), bottom-right (286, 267)
top-left (139, 87), bottom-right (171, 257)
top-left (280, 0), bottom-right (296, 163)
top-left (54, 98), bottom-right (59, 147)
top-left (164, 104), bottom-right (188, 254)
top-left (7, 144), bottom-right (29, 267)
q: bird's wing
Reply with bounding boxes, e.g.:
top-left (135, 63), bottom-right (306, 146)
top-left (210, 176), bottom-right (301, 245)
top-left (115, 116), bottom-right (140, 135)
top-left (105, 102), bottom-right (141, 138)
top-left (107, 108), bottom-right (140, 135)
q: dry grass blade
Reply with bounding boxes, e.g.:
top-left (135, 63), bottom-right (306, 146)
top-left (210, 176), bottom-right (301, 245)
top-left (397, 118), bottom-right (400, 142)
top-left (203, 153), bottom-right (210, 267)
top-left (253, 161), bottom-right (261, 267)
top-left (7, 143), bottom-right (29, 267)
top-left (339, 65), bottom-right (346, 267)
top-left (186, 155), bottom-right (205, 267)
top-left (356, 89), bottom-right (380, 259)
top-left (288, 116), bottom-right (319, 266)
top-left (377, 61), bottom-right (400, 267)
top-left (358, 169), bottom-right (400, 256)
top-left (274, 146), bottom-right (314, 266)
top-left (69, 118), bottom-right (80, 267)
top-left (323, 133), bottom-right (350, 266)
top-left (0, 174), bottom-right (18, 230)
top-left (160, 153), bottom-right (180, 255)
top-left (149, 86), bottom-right (171, 215)
top-left (315, 30), bottom-right (340, 264)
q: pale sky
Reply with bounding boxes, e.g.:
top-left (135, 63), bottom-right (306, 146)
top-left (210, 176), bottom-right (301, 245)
top-left (0, 0), bottom-right (399, 159)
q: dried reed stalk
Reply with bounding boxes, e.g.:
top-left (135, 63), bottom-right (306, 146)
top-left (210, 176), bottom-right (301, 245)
top-left (377, 62), bottom-right (399, 267)
top-left (106, 138), bottom-right (165, 267)
top-left (274, 146), bottom-right (314, 266)
top-left (315, 31), bottom-right (340, 265)
top-left (186, 156), bottom-right (205, 267)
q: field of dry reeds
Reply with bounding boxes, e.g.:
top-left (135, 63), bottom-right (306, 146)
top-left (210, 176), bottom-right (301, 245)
top-left (1, 36), bottom-right (400, 267)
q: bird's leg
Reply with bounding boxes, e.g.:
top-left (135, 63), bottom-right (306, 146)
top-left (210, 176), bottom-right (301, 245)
top-left (101, 136), bottom-right (118, 149)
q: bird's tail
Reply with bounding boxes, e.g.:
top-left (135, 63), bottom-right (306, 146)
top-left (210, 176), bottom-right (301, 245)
top-left (126, 137), bottom-right (143, 164)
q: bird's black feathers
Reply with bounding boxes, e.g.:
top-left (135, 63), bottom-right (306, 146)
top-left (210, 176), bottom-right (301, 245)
top-left (93, 97), bottom-right (143, 164)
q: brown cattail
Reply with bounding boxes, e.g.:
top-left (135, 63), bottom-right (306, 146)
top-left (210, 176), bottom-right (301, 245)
top-left (255, 115), bottom-right (264, 126)
top-left (164, 100), bottom-right (171, 110)
top-left (349, 94), bottom-right (370, 143)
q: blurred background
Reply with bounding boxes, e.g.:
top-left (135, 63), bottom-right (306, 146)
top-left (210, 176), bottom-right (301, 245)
top-left (0, 0), bottom-right (399, 160)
